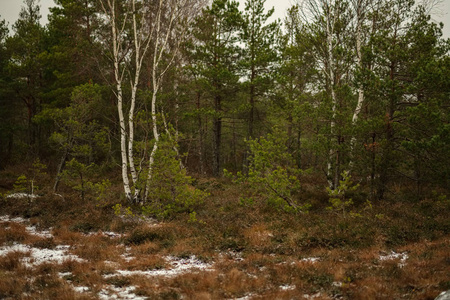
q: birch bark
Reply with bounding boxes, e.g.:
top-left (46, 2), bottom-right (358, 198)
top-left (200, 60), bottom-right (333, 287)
top-left (349, 0), bottom-right (365, 171)
top-left (324, 0), bottom-right (338, 189)
top-left (99, 0), bottom-right (132, 200)
top-left (144, 0), bottom-right (191, 200)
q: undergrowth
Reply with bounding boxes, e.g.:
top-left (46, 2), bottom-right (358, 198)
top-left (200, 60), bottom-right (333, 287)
top-left (0, 167), bottom-right (449, 299)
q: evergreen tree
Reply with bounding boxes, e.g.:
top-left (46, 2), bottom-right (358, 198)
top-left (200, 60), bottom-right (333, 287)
top-left (6, 0), bottom-right (48, 155)
top-left (239, 0), bottom-right (279, 140)
top-left (275, 5), bottom-right (317, 169)
top-left (0, 16), bottom-right (13, 168)
top-left (189, 0), bottom-right (242, 176)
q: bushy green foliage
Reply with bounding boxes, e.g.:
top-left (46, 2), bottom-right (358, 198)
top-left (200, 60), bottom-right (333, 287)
top-left (227, 129), bottom-right (310, 213)
top-left (62, 158), bottom-right (112, 203)
top-left (92, 179), bottom-right (113, 205)
top-left (13, 175), bottom-right (28, 194)
top-left (112, 203), bottom-right (135, 218)
top-left (62, 158), bottom-right (93, 200)
top-left (142, 135), bottom-right (208, 219)
top-left (29, 158), bottom-right (47, 195)
top-left (327, 171), bottom-right (359, 217)
top-left (10, 159), bottom-right (47, 200)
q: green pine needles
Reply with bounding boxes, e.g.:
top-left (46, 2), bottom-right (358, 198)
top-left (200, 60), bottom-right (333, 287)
top-left (142, 135), bottom-right (209, 219)
top-left (227, 129), bottom-right (310, 213)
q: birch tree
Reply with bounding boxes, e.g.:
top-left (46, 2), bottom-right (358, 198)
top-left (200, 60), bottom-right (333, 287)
top-left (299, 0), bottom-right (352, 189)
top-left (99, 0), bottom-right (201, 202)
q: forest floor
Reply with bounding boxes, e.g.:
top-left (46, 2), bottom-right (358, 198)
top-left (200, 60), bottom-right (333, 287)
top-left (0, 174), bottom-right (449, 300)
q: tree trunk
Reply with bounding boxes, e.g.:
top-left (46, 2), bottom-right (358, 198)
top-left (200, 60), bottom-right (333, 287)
top-left (213, 94), bottom-right (222, 177)
top-left (53, 147), bottom-right (69, 193)
top-left (325, 3), bottom-right (338, 189)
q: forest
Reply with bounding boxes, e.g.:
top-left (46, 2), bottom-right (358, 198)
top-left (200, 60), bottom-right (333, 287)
top-left (0, 0), bottom-right (449, 299)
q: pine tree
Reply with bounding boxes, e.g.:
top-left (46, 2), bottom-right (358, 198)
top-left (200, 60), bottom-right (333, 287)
top-left (189, 0), bottom-right (242, 176)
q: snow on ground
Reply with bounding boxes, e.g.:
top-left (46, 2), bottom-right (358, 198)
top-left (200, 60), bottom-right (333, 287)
top-left (83, 231), bottom-right (124, 238)
top-left (219, 250), bottom-right (244, 262)
top-left (0, 243), bottom-right (85, 267)
top-left (6, 193), bottom-right (38, 200)
top-left (99, 286), bottom-right (146, 300)
top-left (303, 292), bottom-right (323, 299)
top-left (73, 286), bottom-right (90, 293)
top-left (0, 215), bottom-right (27, 223)
top-left (379, 251), bottom-right (409, 267)
top-left (106, 255), bottom-right (213, 278)
top-left (280, 284), bottom-right (296, 291)
top-left (25, 225), bottom-right (53, 238)
top-left (300, 257), bottom-right (320, 263)
top-left (230, 293), bottom-right (255, 300)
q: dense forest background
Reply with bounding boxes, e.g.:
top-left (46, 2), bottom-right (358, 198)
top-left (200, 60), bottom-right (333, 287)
top-left (0, 0), bottom-right (449, 209)
top-left (0, 1), bottom-right (449, 298)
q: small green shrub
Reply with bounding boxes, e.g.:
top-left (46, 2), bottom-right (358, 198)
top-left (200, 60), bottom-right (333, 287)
top-left (226, 128), bottom-right (310, 213)
top-left (142, 135), bottom-right (208, 219)
top-left (327, 171), bottom-right (359, 217)
top-left (13, 175), bottom-right (28, 194)
top-left (62, 158), bottom-right (94, 200)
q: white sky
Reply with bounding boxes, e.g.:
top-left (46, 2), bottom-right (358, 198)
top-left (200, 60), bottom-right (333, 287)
top-left (0, 0), bottom-right (449, 37)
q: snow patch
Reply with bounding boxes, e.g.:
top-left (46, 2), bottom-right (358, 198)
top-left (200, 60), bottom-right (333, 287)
top-left (379, 251), bottom-right (408, 267)
top-left (83, 231), bottom-right (124, 238)
top-left (59, 272), bottom-right (72, 278)
top-left (105, 255), bottom-right (212, 278)
top-left (301, 257), bottom-right (320, 263)
top-left (280, 284), bottom-right (296, 291)
top-left (231, 293), bottom-right (255, 300)
top-left (103, 231), bottom-right (124, 238)
top-left (25, 225), bottom-right (53, 238)
top-left (303, 292), bottom-right (323, 299)
top-left (6, 193), bottom-right (38, 200)
top-left (99, 286), bottom-right (146, 300)
top-left (74, 286), bottom-right (90, 293)
top-left (0, 243), bottom-right (85, 267)
top-left (332, 281), bottom-right (343, 287)
top-left (0, 215), bottom-right (27, 223)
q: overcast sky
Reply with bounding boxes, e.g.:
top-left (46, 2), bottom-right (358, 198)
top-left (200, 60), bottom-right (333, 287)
top-left (0, 0), bottom-right (449, 38)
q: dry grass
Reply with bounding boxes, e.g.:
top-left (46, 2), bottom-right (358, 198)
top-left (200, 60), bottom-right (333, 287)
top-left (0, 174), bottom-right (448, 299)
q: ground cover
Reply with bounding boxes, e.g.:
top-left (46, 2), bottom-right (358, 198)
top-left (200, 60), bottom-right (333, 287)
top-left (0, 176), bottom-right (449, 299)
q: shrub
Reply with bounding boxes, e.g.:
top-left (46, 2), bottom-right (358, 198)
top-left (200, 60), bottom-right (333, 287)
top-left (142, 135), bottom-right (208, 219)
top-left (327, 170), bottom-right (360, 217)
top-left (226, 128), bottom-right (310, 213)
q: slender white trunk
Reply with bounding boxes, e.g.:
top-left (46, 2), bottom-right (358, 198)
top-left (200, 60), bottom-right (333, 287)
top-left (352, 19), bottom-right (364, 126)
top-left (144, 0), bottom-right (164, 200)
top-left (128, 0), bottom-right (153, 202)
top-left (117, 79), bottom-right (132, 199)
top-left (325, 2), bottom-right (337, 189)
top-left (112, 2), bottom-right (132, 200)
top-left (144, 0), bottom-right (181, 200)
top-left (349, 0), bottom-right (365, 170)
top-left (145, 91), bottom-right (160, 200)
top-left (162, 108), bottom-right (184, 169)
top-left (100, 0), bottom-right (132, 200)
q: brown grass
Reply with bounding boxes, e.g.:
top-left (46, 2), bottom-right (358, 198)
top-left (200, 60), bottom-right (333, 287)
top-left (0, 222), bottom-right (28, 244)
top-left (0, 173), bottom-right (449, 300)
top-left (122, 255), bottom-right (167, 271)
top-left (71, 234), bottom-right (120, 262)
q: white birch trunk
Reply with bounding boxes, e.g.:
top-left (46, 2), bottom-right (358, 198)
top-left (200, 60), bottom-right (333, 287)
top-left (100, 0), bottom-right (133, 200)
top-left (100, 0), bottom-right (197, 202)
top-left (144, 0), bottom-right (185, 200)
top-left (349, 0), bottom-right (365, 170)
top-left (325, 1), bottom-right (337, 189)
top-left (144, 0), bottom-right (165, 200)
top-left (128, 0), bottom-right (154, 202)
